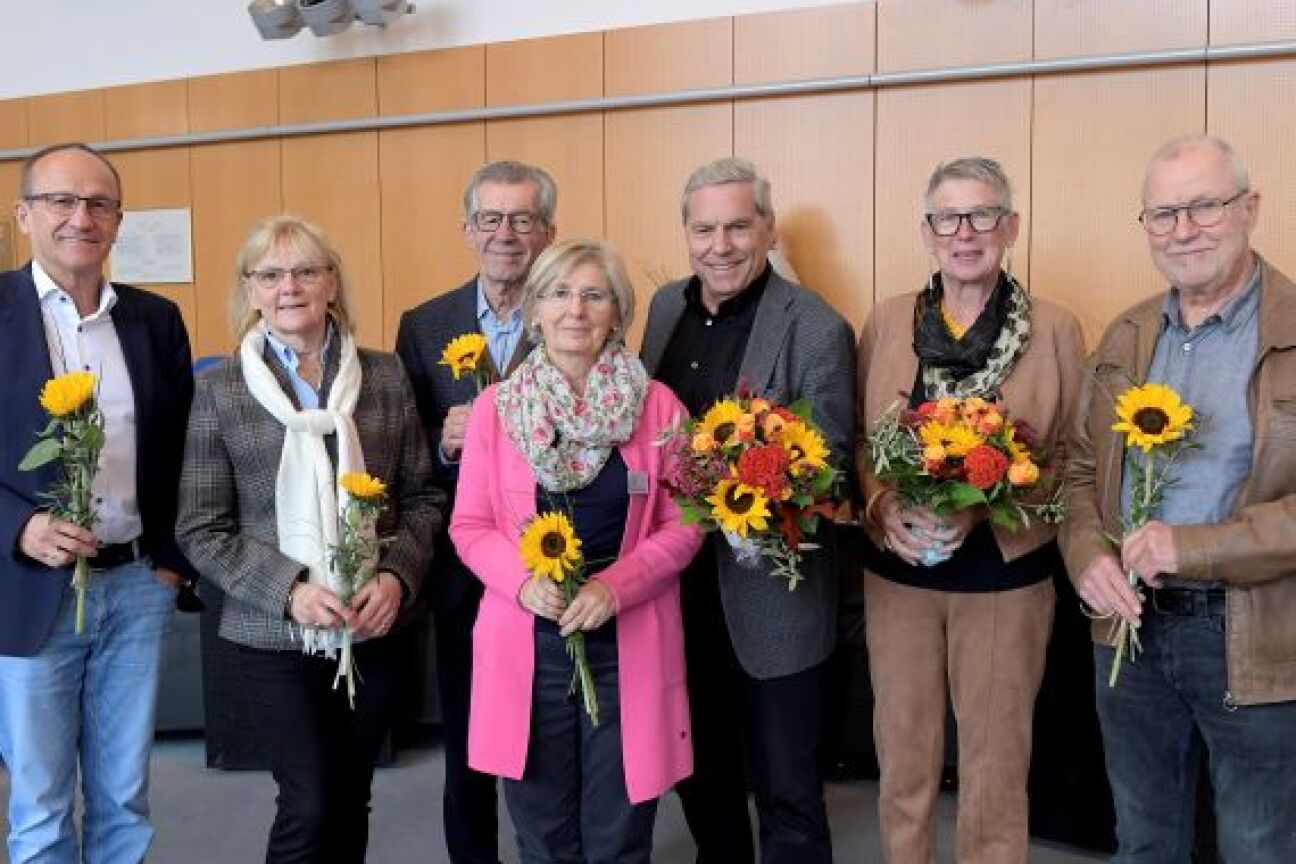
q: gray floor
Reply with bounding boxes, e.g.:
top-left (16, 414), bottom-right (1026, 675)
top-left (1, 739), bottom-right (1103, 863)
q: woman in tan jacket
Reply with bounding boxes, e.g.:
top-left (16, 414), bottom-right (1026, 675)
top-left (855, 157), bottom-right (1085, 864)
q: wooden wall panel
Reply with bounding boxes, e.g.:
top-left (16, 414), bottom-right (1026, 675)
top-left (486, 115), bottom-right (604, 241)
top-left (486, 33), bottom-right (602, 106)
top-left (279, 59), bottom-right (377, 125)
top-left (190, 141), bottom-right (283, 358)
top-left (188, 70), bottom-right (279, 133)
top-left (877, 0), bottom-right (1030, 73)
top-left (605, 18), bottom-right (733, 96)
top-left (104, 81), bottom-right (189, 140)
top-left (1032, 68), bottom-right (1205, 343)
top-left (377, 46), bottom-right (484, 116)
top-left (1208, 60), bottom-right (1296, 279)
top-left (1211, 0), bottom-right (1296, 45)
top-left (0, 99), bottom-right (28, 149)
top-left (0, 161), bottom-right (20, 269)
top-left (735, 3), bottom-right (875, 85)
top-left (1036, 0), bottom-right (1206, 59)
top-left (605, 104), bottom-right (732, 349)
top-left (27, 91), bottom-right (105, 147)
top-left (378, 123), bottom-right (485, 345)
top-left (874, 81), bottom-right (1032, 304)
top-left (283, 133), bottom-right (383, 348)
top-left (736, 93), bottom-right (873, 331)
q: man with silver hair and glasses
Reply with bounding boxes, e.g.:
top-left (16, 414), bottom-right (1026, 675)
top-left (0, 143), bottom-right (194, 863)
top-left (641, 156), bottom-right (856, 864)
top-left (1060, 135), bottom-right (1296, 862)
top-left (396, 160), bottom-right (557, 864)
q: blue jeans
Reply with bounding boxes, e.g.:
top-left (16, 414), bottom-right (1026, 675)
top-left (1094, 605), bottom-right (1296, 863)
top-left (0, 560), bottom-right (174, 864)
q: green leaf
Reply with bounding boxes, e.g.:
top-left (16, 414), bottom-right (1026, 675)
top-left (81, 425), bottom-right (105, 454)
top-left (19, 438), bottom-right (63, 471)
top-left (946, 483), bottom-right (988, 509)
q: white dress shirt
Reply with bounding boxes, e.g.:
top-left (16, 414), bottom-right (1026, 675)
top-left (33, 261), bottom-right (141, 545)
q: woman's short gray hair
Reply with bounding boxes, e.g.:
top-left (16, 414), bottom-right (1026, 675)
top-left (522, 239), bottom-right (635, 345)
top-left (924, 156), bottom-right (1014, 212)
top-left (229, 215), bottom-right (355, 342)
top-left (681, 157), bottom-right (774, 222)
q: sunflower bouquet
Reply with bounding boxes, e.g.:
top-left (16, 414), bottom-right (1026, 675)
top-left (659, 393), bottom-right (840, 590)
top-left (330, 471), bottom-right (390, 708)
top-left (19, 370), bottom-right (105, 634)
top-left (867, 396), bottom-right (1063, 562)
top-left (1106, 382), bottom-right (1197, 687)
top-left (440, 332), bottom-right (494, 393)
top-left (519, 511), bottom-right (600, 726)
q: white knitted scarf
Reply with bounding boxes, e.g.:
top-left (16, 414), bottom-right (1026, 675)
top-left (240, 325), bottom-right (365, 657)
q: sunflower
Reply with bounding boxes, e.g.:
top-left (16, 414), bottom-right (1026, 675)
top-left (707, 478), bottom-right (771, 537)
top-left (519, 511), bottom-right (583, 582)
top-left (1112, 383), bottom-right (1194, 452)
top-left (697, 400), bottom-right (746, 450)
top-left (918, 419), bottom-right (983, 458)
top-left (779, 421), bottom-right (830, 472)
top-left (39, 371), bottom-right (98, 417)
top-left (439, 332), bottom-right (488, 380)
top-left (339, 471), bottom-right (386, 500)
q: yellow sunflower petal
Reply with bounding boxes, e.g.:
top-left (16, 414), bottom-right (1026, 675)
top-left (39, 371), bottom-right (98, 417)
top-left (779, 421), bottom-right (830, 472)
top-left (1112, 382), bottom-right (1194, 452)
top-left (439, 332), bottom-right (488, 380)
top-left (519, 511), bottom-right (583, 582)
top-left (339, 471), bottom-right (387, 500)
top-left (918, 419), bottom-right (983, 458)
top-left (706, 478), bottom-right (771, 537)
top-left (698, 400), bottom-right (746, 450)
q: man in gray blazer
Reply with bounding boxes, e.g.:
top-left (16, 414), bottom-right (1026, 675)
top-left (641, 157), bottom-right (856, 864)
top-left (395, 161), bottom-right (556, 864)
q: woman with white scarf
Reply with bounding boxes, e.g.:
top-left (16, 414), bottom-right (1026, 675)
top-left (176, 216), bottom-right (439, 864)
top-left (450, 239), bottom-right (702, 864)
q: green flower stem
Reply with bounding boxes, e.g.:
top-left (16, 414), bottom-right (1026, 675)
top-left (561, 577), bottom-right (600, 727)
top-left (1110, 452), bottom-right (1155, 688)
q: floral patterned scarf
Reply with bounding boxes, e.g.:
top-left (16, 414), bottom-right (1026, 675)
top-left (497, 343), bottom-right (648, 492)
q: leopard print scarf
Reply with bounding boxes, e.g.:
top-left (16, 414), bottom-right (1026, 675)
top-left (913, 271), bottom-right (1031, 401)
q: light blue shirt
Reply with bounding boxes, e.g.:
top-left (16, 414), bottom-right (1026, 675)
top-left (476, 277), bottom-right (524, 373)
top-left (263, 325), bottom-right (333, 410)
top-left (1120, 262), bottom-right (1261, 587)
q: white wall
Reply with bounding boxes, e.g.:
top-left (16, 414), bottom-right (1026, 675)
top-left (0, 0), bottom-right (856, 100)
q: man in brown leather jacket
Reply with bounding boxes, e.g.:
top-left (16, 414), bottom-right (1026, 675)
top-left (1060, 135), bottom-right (1296, 863)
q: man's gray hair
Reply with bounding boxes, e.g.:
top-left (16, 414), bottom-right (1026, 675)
top-left (462, 161), bottom-right (557, 225)
top-left (681, 157), bottom-right (774, 223)
top-left (20, 142), bottom-right (123, 200)
top-left (1143, 135), bottom-right (1251, 200)
top-left (924, 156), bottom-right (1013, 212)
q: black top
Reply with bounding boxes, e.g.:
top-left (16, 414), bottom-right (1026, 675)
top-left (654, 265), bottom-right (771, 415)
top-left (535, 451), bottom-right (630, 642)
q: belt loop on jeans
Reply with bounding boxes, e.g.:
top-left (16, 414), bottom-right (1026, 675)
top-left (89, 538), bottom-right (145, 571)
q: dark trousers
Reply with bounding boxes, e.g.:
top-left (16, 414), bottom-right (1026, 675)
top-left (503, 627), bottom-right (657, 864)
top-left (235, 636), bottom-right (401, 864)
top-left (435, 589), bottom-right (500, 864)
top-left (675, 551), bottom-right (833, 864)
top-left (1094, 605), bottom-right (1296, 863)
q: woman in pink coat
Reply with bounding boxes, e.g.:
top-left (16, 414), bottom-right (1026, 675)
top-left (450, 238), bottom-right (702, 864)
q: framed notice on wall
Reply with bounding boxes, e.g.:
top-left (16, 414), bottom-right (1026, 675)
top-left (111, 208), bottom-right (193, 284)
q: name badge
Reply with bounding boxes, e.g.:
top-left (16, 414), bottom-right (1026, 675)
top-left (627, 471), bottom-right (649, 495)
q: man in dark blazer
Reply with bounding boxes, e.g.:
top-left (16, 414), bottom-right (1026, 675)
top-left (0, 143), bottom-right (194, 863)
top-left (395, 160), bottom-right (556, 864)
top-left (641, 157), bottom-right (856, 864)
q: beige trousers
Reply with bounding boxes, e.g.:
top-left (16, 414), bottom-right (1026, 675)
top-left (863, 571), bottom-right (1055, 864)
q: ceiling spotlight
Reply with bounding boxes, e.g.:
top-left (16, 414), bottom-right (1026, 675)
top-left (298, 0), bottom-right (354, 37)
top-left (353, 0), bottom-right (414, 27)
top-left (248, 0), bottom-right (303, 40)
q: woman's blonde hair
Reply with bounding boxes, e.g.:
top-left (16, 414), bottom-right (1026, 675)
top-left (229, 215), bottom-right (355, 342)
top-left (521, 239), bottom-right (636, 345)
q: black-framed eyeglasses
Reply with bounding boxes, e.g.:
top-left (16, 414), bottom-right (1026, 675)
top-left (243, 265), bottom-right (333, 290)
top-left (471, 210), bottom-right (542, 234)
top-left (924, 207), bottom-right (1008, 237)
top-left (1138, 189), bottom-right (1251, 236)
top-left (24, 192), bottom-right (121, 222)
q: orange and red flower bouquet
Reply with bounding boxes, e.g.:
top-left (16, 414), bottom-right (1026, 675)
top-left (867, 396), bottom-right (1064, 544)
top-left (660, 393), bottom-right (841, 590)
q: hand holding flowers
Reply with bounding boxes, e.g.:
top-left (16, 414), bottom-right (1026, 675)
top-left (329, 471), bottom-right (391, 707)
top-left (519, 511), bottom-right (601, 726)
top-left (19, 371), bottom-right (105, 634)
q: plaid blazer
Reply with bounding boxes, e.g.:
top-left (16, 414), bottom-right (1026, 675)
top-left (176, 343), bottom-right (441, 651)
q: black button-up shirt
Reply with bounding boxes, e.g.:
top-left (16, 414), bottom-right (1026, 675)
top-left (654, 265), bottom-right (771, 415)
